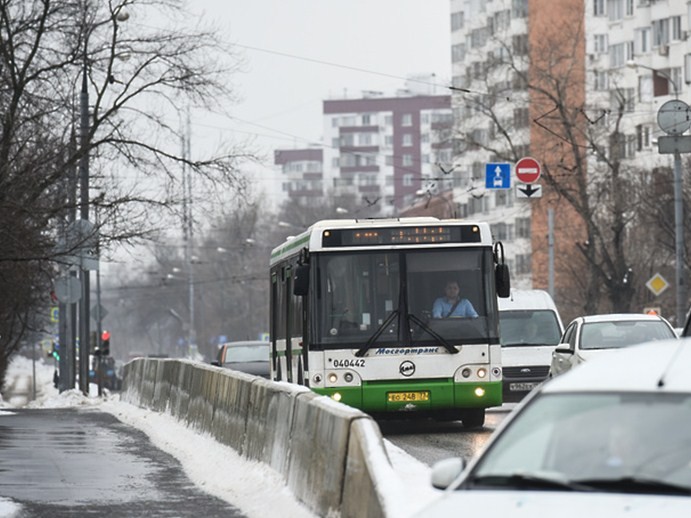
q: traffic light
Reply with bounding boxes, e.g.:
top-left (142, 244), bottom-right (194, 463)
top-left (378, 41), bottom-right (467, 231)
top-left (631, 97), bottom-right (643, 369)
top-left (101, 330), bottom-right (111, 356)
top-left (47, 342), bottom-right (60, 361)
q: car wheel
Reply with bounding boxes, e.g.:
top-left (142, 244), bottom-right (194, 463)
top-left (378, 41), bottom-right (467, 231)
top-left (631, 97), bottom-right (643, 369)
top-left (463, 409), bottom-right (485, 429)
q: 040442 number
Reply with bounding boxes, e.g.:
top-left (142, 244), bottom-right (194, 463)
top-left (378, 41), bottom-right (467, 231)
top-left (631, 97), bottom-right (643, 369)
top-left (332, 359), bottom-right (365, 368)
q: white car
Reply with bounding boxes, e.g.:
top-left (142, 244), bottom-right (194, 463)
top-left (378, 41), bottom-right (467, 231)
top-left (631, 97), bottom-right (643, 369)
top-left (416, 338), bottom-right (691, 517)
top-left (549, 313), bottom-right (676, 377)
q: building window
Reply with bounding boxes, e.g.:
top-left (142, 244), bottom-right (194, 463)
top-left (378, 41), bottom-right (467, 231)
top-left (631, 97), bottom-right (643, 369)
top-left (512, 34), bottom-right (529, 56)
top-left (608, 42), bottom-right (631, 68)
top-left (515, 254), bottom-right (532, 275)
top-left (362, 114), bottom-right (371, 125)
top-left (359, 133), bottom-right (373, 146)
top-left (516, 217), bottom-right (531, 238)
top-left (451, 11), bottom-right (464, 31)
top-left (402, 134), bottom-right (413, 147)
top-left (652, 18), bottom-right (670, 47)
top-left (403, 174), bottom-right (414, 187)
top-left (594, 70), bottom-right (609, 90)
top-left (638, 74), bottom-right (652, 101)
top-left (401, 114), bottom-right (413, 126)
top-left (634, 27), bottom-right (650, 54)
top-left (385, 155), bottom-right (394, 166)
top-left (610, 87), bottom-right (635, 112)
top-left (402, 154), bottom-right (413, 166)
top-left (671, 16), bottom-right (682, 41)
top-left (452, 43), bottom-right (466, 63)
top-left (607, 0), bottom-right (624, 22)
top-left (512, 0), bottom-right (528, 18)
top-left (594, 34), bottom-right (608, 54)
top-left (593, 0), bottom-right (605, 17)
top-left (513, 107), bottom-right (529, 128)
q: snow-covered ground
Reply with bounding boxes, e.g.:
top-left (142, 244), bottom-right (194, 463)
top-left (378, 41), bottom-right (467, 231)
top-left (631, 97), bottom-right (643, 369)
top-left (0, 355), bottom-right (438, 517)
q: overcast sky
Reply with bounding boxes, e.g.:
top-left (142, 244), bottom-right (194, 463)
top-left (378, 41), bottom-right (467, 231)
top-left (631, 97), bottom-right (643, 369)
top-left (187, 1), bottom-right (453, 200)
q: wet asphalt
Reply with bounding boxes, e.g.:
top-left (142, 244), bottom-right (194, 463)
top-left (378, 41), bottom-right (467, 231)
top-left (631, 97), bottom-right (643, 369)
top-left (0, 408), bottom-right (245, 517)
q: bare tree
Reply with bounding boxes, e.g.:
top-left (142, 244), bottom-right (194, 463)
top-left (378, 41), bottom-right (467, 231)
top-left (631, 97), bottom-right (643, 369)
top-left (0, 0), bottom-right (251, 379)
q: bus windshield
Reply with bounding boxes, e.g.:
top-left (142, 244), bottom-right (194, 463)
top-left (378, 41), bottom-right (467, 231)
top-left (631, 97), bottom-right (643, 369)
top-left (315, 248), bottom-right (498, 349)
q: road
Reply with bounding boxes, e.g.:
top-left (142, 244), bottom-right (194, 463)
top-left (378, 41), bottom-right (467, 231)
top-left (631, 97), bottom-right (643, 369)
top-left (381, 407), bottom-right (514, 466)
top-left (0, 407), bottom-right (245, 517)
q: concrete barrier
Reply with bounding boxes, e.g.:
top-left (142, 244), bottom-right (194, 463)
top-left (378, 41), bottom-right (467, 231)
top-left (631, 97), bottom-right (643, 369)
top-left (122, 359), bottom-right (403, 518)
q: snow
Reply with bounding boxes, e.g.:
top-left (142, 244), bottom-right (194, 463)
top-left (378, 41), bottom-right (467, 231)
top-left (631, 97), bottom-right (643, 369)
top-left (1, 356), bottom-right (438, 517)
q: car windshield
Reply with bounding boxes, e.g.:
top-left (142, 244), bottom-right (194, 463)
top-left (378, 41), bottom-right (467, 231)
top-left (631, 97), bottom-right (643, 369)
top-left (499, 310), bottom-right (562, 347)
top-left (314, 248), bottom-right (499, 350)
top-left (224, 344), bottom-right (269, 363)
top-left (580, 321), bottom-right (676, 350)
top-left (467, 392), bottom-right (691, 493)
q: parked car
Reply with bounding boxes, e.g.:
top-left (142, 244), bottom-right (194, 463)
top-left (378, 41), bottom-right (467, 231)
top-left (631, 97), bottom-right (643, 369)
top-left (550, 313), bottom-right (676, 377)
top-left (498, 289), bottom-right (564, 401)
top-left (416, 338), bottom-right (691, 517)
top-left (211, 340), bottom-right (270, 378)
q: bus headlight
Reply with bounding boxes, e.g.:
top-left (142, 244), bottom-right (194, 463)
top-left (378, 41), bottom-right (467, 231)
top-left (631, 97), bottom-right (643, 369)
top-left (344, 372), bottom-right (353, 383)
top-left (331, 392), bottom-right (342, 402)
top-left (461, 368), bottom-right (472, 378)
top-left (474, 387), bottom-right (486, 397)
top-left (477, 368), bottom-right (487, 378)
top-left (312, 374), bottom-right (323, 384)
top-left (328, 372), bottom-right (338, 384)
top-left (492, 367), bottom-right (501, 378)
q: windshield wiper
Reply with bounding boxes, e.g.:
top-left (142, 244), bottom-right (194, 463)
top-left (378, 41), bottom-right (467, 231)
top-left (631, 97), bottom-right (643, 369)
top-left (355, 309), bottom-right (398, 357)
top-left (469, 473), bottom-right (594, 492)
top-left (408, 313), bottom-right (458, 354)
top-left (574, 476), bottom-right (691, 496)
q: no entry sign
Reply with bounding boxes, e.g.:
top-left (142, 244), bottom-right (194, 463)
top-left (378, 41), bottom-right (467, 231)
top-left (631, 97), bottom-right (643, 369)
top-left (515, 157), bottom-right (541, 184)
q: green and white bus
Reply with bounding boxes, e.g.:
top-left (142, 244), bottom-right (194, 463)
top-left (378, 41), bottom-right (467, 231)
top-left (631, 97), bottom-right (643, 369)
top-left (269, 217), bottom-right (510, 427)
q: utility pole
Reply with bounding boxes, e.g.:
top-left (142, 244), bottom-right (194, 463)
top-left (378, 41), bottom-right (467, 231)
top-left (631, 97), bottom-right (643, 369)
top-left (182, 109), bottom-right (195, 356)
top-left (78, 37), bottom-right (91, 395)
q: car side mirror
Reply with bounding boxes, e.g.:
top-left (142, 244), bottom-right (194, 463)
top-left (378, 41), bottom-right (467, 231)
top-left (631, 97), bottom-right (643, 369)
top-left (211, 360), bottom-right (221, 367)
top-left (430, 457), bottom-right (466, 489)
top-left (554, 344), bottom-right (573, 354)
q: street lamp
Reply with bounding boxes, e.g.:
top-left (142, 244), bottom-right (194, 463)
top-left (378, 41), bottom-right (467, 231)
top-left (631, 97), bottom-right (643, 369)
top-left (77, 5), bottom-right (130, 393)
top-left (628, 60), bottom-right (687, 324)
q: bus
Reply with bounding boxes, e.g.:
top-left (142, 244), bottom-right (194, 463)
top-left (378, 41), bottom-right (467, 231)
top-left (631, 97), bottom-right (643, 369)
top-left (269, 218), bottom-right (510, 427)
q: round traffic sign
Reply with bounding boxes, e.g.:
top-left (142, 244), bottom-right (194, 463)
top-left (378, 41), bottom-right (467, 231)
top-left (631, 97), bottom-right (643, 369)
top-left (515, 157), bottom-right (541, 184)
top-left (657, 99), bottom-right (691, 135)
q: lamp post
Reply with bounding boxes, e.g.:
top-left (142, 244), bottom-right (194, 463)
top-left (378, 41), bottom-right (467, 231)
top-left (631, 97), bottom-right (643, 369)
top-left (76, 5), bottom-right (130, 394)
top-left (628, 61), bottom-right (687, 324)
top-left (78, 24), bottom-right (91, 395)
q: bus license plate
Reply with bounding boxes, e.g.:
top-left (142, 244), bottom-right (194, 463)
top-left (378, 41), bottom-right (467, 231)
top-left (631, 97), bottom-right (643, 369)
top-left (387, 391), bottom-right (430, 402)
top-left (509, 382), bottom-right (538, 391)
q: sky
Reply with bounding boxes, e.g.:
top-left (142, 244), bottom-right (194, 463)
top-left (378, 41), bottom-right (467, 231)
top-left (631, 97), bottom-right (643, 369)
top-left (0, 355), bottom-right (440, 517)
top-left (185, 0), bottom-right (453, 202)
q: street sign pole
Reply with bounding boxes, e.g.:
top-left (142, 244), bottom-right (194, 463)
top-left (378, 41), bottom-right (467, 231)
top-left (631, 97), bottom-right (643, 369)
top-left (656, 98), bottom-right (690, 325)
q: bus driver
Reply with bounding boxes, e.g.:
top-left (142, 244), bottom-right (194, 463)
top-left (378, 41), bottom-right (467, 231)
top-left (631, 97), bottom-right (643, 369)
top-left (432, 280), bottom-right (478, 319)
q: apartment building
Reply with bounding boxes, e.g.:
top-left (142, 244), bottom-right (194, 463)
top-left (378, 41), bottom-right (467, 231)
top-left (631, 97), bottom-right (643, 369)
top-left (450, 0), bottom-right (691, 318)
top-left (274, 77), bottom-right (454, 216)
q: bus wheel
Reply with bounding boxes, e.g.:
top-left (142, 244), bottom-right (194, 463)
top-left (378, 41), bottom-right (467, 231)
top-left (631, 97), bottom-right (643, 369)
top-left (463, 409), bottom-right (485, 429)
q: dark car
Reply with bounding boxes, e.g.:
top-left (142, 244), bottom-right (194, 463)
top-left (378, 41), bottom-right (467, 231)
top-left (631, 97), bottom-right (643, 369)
top-left (211, 340), bottom-right (270, 378)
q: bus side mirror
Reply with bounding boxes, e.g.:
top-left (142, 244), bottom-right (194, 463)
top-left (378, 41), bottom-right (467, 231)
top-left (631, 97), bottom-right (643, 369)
top-left (293, 264), bottom-right (309, 296)
top-left (493, 241), bottom-right (511, 298)
top-left (496, 263), bottom-right (511, 298)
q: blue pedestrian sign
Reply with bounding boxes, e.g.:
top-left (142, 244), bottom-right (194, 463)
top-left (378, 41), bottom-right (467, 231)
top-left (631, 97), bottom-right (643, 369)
top-left (485, 163), bottom-right (511, 189)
